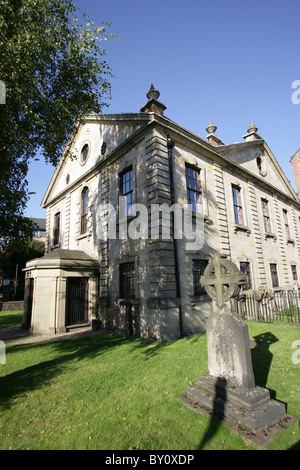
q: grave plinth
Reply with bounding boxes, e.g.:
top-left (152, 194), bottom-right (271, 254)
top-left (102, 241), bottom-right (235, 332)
top-left (180, 255), bottom-right (287, 434)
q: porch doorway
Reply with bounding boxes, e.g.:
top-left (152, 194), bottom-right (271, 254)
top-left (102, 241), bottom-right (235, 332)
top-left (26, 278), bottom-right (34, 328)
top-left (66, 277), bottom-right (89, 326)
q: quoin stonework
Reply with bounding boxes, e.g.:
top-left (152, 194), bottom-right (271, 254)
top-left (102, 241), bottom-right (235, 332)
top-left (23, 85), bottom-right (300, 340)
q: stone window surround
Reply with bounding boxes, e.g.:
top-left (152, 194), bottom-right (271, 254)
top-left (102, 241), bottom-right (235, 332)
top-left (238, 259), bottom-right (254, 291)
top-left (260, 196), bottom-right (277, 240)
top-left (188, 252), bottom-right (211, 302)
top-left (114, 162), bottom-right (138, 228)
top-left (182, 159), bottom-right (209, 219)
top-left (230, 182), bottom-right (251, 236)
top-left (79, 140), bottom-right (91, 165)
top-left (291, 264), bottom-right (298, 282)
top-left (51, 206), bottom-right (62, 249)
top-left (282, 207), bottom-right (295, 245)
top-left (116, 254), bottom-right (140, 305)
top-left (270, 262), bottom-right (280, 288)
top-left (75, 182), bottom-right (93, 242)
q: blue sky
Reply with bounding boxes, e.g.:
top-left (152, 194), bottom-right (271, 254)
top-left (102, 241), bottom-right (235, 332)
top-left (25, 0), bottom-right (300, 218)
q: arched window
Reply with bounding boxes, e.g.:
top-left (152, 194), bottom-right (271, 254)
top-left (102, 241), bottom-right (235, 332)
top-left (81, 187), bottom-right (89, 234)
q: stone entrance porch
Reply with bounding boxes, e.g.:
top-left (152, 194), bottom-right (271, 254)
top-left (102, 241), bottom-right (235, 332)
top-left (23, 249), bottom-right (99, 335)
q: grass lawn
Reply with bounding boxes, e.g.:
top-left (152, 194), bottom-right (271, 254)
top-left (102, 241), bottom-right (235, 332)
top-left (0, 310), bottom-right (23, 329)
top-left (0, 319), bottom-right (299, 450)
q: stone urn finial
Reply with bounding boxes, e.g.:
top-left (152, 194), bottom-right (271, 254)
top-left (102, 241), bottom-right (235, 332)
top-left (206, 120), bottom-right (217, 135)
top-left (247, 121), bottom-right (258, 134)
top-left (147, 84), bottom-right (160, 101)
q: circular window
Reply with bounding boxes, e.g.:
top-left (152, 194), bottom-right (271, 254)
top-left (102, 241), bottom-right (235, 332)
top-left (80, 143), bottom-right (89, 164)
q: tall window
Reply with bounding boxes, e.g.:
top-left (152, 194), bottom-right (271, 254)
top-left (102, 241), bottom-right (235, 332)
top-left (53, 212), bottom-right (60, 246)
top-left (192, 259), bottom-right (208, 296)
top-left (185, 165), bottom-right (202, 213)
top-left (81, 187), bottom-right (89, 234)
top-left (282, 209), bottom-right (291, 239)
top-left (240, 262), bottom-right (252, 290)
top-left (270, 263), bottom-right (279, 288)
top-left (119, 262), bottom-right (135, 299)
top-left (121, 168), bottom-right (134, 216)
top-left (232, 185), bottom-right (245, 225)
top-left (291, 265), bottom-right (298, 282)
top-left (261, 198), bottom-right (272, 233)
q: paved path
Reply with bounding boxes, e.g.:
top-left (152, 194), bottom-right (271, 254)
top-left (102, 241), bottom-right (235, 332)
top-left (0, 326), bottom-right (108, 345)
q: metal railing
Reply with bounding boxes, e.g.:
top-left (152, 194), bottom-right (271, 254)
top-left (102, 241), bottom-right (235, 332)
top-left (237, 290), bottom-right (300, 324)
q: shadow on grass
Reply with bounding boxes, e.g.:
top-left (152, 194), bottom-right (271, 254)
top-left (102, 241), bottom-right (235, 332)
top-left (0, 332), bottom-right (203, 408)
top-left (0, 334), bottom-right (134, 407)
top-left (128, 332), bottom-right (202, 359)
top-left (250, 331), bottom-right (279, 399)
top-left (197, 377), bottom-right (227, 450)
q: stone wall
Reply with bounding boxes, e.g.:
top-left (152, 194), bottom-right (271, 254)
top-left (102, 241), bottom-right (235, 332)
top-left (0, 301), bottom-right (24, 311)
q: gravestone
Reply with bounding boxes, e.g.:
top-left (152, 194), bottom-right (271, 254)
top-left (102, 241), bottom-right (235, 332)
top-left (180, 255), bottom-right (287, 434)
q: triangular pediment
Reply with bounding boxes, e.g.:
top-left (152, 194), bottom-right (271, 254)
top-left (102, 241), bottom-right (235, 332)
top-left (42, 113), bottom-right (151, 207)
top-left (217, 140), bottom-right (298, 202)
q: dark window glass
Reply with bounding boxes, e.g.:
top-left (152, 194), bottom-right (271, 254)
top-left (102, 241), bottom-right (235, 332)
top-left (240, 262), bottom-right (252, 290)
top-left (121, 168), bottom-right (134, 216)
top-left (261, 199), bottom-right (272, 233)
top-left (185, 165), bottom-right (202, 213)
top-left (81, 187), bottom-right (89, 234)
top-left (270, 263), bottom-right (279, 288)
top-left (283, 209), bottom-right (291, 239)
top-left (192, 259), bottom-right (208, 295)
top-left (53, 212), bottom-right (60, 246)
top-left (120, 263), bottom-right (135, 298)
top-left (291, 265), bottom-right (298, 281)
top-left (232, 185), bottom-right (244, 225)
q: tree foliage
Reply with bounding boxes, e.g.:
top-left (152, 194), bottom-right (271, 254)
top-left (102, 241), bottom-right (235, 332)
top-left (0, 238), bottom-right (45, 299)
top-left (0, 0), bottom-right (116, 246)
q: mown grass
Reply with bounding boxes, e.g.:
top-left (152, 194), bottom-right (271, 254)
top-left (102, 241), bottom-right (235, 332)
top-left (0, 321), bottom-right (299, 450)
top-left (0, 310), bottom-right (23, 329)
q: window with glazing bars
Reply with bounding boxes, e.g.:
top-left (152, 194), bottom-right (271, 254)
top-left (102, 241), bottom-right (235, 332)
top-left (261, 199), bottom-right (272, 233)
top-left (119, 262), bottom-right (135, 298)
top-left (291, 265), bottom-right (298, 281)
top-left (192, 259), bottom-right (208, 296)
top-left (239, 262), bottom-right (252, 290)
top-left (81, 187), bottom-right (89, 234)
top-left (270, 263), bottom-right (279, 288)
top-left (53, 212), bottom-right (60, 246)
top-left (121, 168), bottom-right (134, 216)
top-left (232, 185), bottom-right (245, 225)
top-left (185, 165), bottom-right (202, 213)
top-left (282, 209), bottom-right (291, 239)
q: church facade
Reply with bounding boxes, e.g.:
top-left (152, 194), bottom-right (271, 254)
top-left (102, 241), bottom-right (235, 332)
top-left (23, 86), bottom-right (300, 340)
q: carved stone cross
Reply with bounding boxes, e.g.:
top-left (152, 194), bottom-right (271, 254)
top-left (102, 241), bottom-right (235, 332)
top-left (200, 254), bottom-right (246, 308)
top-left (182, 254), bottom-right (287, 435)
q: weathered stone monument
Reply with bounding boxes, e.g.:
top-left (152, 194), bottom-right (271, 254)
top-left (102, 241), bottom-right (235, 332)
top-left (180, 255), bottom-right (287, 434)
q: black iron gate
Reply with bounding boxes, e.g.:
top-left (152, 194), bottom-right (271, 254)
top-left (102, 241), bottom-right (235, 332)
top-left (66, 278), bottom-right (89, 325)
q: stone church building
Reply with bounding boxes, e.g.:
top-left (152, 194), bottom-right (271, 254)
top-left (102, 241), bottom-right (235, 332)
top-left (23, 86), bottom-right (300, 340)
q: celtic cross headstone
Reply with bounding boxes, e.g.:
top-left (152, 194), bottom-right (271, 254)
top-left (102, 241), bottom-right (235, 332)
top-left (180, 255), bottom-right (287, 435)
